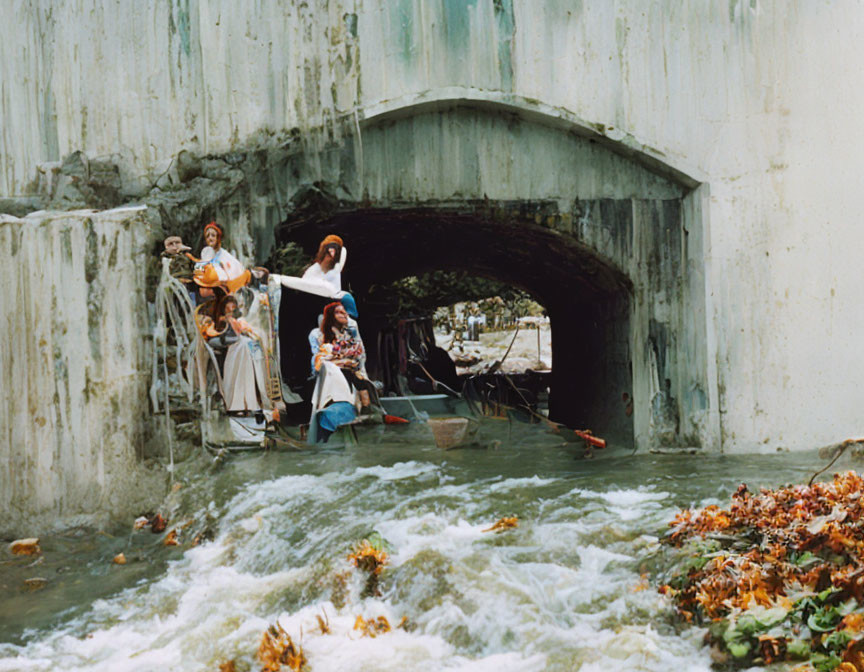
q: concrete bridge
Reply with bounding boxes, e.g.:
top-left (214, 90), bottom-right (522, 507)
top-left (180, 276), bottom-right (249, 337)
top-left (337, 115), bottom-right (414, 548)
top-left (1, 0), bottom-right (862, 534)
top-left (270, 96), bottom-right (712, 451)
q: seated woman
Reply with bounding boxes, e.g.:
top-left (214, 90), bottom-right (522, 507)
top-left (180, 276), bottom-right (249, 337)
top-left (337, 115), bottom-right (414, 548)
top-left (315, 302), bottom-right (377, 409)
top-left (309, 302), bottom-right (379, 442)
top-left (195, 291), bottom-right (267, 412)
top-left (215, 295), bottom-right (268, 412)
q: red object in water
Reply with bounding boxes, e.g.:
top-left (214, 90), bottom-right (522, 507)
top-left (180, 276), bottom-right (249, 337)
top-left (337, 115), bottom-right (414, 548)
top-left (574, 429), bottom-right (606, 449)
top-left (150, 513), bottom-right (168, 533)
top-left (384, 414), bottom-right (410, 425)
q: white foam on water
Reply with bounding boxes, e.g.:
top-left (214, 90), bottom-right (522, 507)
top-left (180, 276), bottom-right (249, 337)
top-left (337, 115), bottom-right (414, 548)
top-left (353, 461), bottom-right (440, 481)
top-left (273, 601), bottom-right (546, 672)
top-left (0, 466), bottom-right (718, 672)
top-left (569, 486), bottom-right (671, 521)
top-left (486, 475), bottom-right (559, 492)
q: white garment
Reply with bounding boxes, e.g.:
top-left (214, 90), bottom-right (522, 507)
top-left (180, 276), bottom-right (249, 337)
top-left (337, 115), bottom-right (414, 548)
top-left (222, 336), bottom-right (261, 411)
top-left (302, 263), bottom-right (342, 296)
top-left (196, 247), bottom-right (247, 285)
top-left (300, 246), bottom-right (347, 296)
top-left (310, 360), bottom-right (358, 412)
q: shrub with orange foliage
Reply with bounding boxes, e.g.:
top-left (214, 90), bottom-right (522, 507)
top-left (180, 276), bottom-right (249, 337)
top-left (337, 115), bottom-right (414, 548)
top-left (659, 472), bottom-right (864, 670)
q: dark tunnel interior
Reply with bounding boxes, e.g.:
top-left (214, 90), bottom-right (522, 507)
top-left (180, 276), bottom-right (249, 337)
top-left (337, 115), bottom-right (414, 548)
top-left (276, 207), bottom-right (635, 446)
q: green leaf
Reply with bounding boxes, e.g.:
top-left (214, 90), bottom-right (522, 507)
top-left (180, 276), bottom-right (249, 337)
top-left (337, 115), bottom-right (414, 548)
top-left (751, 605), bottom-right (789, 629)
top-left (365, 531), bottom-right (392, 553)
top-left (822, 629), bottom-right (853, 652)
top-left (727, 641), bottom-right (751, 659)
top-left (816, 587), bottom-right (841, 604)
top-left (734, 614), bottom-right (761, 636)
top-left (786, 639), bottom-right (812, 659)
top-left (838, 599), bottom-right (860, 616)
top-left (809, 652), bottom-right (842, 672)
top-left (808, 606), bottom-right (842, 632)
top-left (793, 551), bottom-right (821, 567)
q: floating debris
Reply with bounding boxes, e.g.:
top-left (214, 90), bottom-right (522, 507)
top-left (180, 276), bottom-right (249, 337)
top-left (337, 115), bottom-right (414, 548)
top-left (659, 471), bottom-right (864, 670)
top-left (315, 609), bottom-right (330, 635)
top-left (150, 514), bottom-right (168, 534)
top-left (23, 577), bottom-right (47, 591)
top-left (218, 661), bottom-right (236, 672)
top-left (347, 533), bottom-right (390, 597)
top-left (163, 530), bottom-right (179, 546)
top-left (10, 538), bottom-right (41, 556)
top-left (347, 539), bottom-right (389, 574)
top-left (133, 516), bottom-right (149, 530)
top-left (113, 553), bottom-right (127, 565)
top-left (353, 615), bottom-right (392, 638)
top-left (483, 516), bottom-right (519, 533)
top-left (258, 623), bottom-right (306, 672)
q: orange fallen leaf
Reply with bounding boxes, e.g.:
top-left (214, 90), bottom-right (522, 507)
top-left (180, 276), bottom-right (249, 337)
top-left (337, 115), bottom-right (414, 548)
top-left (483, 517), bottom-right (518, 533)
top-left (258, 623), bottom-right (306, 672)
top-left (353, 615), bottom-right (391, 638)
top-left (10, 538), bottom-right (41, 556)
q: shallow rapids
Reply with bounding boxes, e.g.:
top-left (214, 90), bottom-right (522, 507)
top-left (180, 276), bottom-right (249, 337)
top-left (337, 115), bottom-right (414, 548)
top-left (0, 428), bottom-right (841, 671)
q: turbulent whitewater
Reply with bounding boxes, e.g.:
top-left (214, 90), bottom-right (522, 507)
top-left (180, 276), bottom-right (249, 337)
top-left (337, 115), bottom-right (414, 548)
top-left (0, 430), bottom-right (833, 671)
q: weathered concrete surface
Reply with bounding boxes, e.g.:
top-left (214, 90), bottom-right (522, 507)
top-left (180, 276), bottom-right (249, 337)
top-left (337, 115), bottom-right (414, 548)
top-left (0, 207), bottom-right (165, 536)
top-left (1, 0), bottom-right (862, 462)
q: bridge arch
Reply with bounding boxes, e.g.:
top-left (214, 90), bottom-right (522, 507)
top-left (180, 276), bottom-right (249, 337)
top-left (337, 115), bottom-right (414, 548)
top-left (270, 97), bottom-right (717, 451)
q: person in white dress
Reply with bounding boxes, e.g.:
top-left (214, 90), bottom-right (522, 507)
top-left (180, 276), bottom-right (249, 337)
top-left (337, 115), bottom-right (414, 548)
top-left (194, 221), bottom-right (250, 294)
top-left (269, 234), bottom-right (347, 299)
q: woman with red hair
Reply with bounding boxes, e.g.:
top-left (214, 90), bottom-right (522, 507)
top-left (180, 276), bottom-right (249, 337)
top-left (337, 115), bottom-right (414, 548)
top-left (302, 234), bottom-right (346, 296)
top-left (314, 301), bottom-right (376, 411)
top-left (193, 221), bottom-right (250, 293)
top-left (200, 221), bottom-right (223, 262)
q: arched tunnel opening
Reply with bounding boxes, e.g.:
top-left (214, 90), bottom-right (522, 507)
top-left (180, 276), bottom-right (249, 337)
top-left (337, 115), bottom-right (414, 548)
top-left (273, 206), bottom-right (635, 447)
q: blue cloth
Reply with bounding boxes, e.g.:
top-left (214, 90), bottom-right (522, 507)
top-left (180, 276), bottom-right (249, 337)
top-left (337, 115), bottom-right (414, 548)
top-left (316, 401), bottom-right (356, 433)
top-left (340, 293), bottom-right (358, 318)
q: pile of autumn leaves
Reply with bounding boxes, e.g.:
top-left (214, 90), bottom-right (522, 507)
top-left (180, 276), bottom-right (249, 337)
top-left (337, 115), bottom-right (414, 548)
top-left (661, 471), bottom-right (864, 672)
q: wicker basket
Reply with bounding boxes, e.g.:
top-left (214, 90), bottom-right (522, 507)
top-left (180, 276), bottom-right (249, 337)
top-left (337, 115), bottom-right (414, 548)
top-left (428, 417), bottom-right (476, 450)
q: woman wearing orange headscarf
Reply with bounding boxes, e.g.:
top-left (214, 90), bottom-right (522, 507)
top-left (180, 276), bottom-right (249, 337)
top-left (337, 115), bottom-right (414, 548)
top-left (301, 234), bottom-right (347, 296)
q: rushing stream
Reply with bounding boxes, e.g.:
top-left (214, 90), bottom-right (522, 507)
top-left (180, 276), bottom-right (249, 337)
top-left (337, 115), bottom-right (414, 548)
top-left (0, 423), bottom-right (844, 671)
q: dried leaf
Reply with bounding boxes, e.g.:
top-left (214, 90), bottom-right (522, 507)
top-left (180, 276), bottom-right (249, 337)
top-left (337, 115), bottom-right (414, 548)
top-left (353, 615), bottom-right (391, 638)
top-left (258, 623), bottom-right (306, 672)
top-left (482, 517), bottom-right (519, 533)
top-left (10, 538), bottom-right (41, 556)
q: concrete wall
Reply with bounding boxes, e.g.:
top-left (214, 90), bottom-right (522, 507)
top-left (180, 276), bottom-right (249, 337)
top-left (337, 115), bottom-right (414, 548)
top-left (0, 207), bottom-right (164, 536)
top-left (2, 0), bottom-right (863, 454)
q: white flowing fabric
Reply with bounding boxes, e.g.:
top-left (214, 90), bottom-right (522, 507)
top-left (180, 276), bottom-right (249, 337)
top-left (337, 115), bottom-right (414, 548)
top-left (196, 247), bottom-right (247, 285)
top-left (222, 337), bottom-right (261, 411)
top-left (310, 360), bottom-right (358, 413)
top-left (270, 246), bottom-right (348, 298)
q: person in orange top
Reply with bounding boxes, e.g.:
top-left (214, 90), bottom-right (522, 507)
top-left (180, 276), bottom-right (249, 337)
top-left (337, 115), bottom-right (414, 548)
top-left (193, 222), bottom-right (251, 293)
